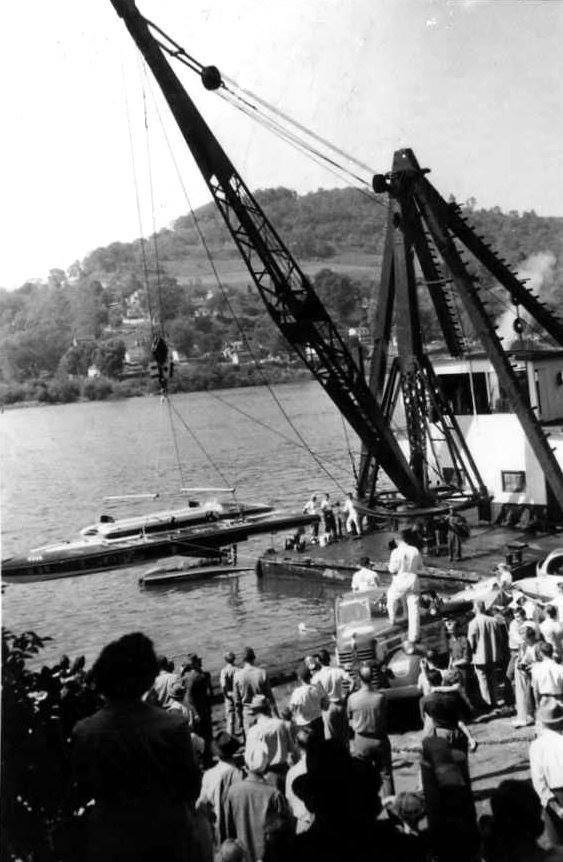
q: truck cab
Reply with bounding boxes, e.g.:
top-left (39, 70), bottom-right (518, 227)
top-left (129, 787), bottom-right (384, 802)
top-left (334, 587), bottom-right (450, 700)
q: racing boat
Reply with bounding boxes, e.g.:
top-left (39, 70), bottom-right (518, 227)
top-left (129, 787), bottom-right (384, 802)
top-left (1, 506), bottom-right (316, 583)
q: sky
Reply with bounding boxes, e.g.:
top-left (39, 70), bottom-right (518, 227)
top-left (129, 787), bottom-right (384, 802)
top-left (1, 0), bottom-right (562, 289)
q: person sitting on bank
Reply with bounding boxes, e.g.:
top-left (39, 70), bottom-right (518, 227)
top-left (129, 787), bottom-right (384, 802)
top-left (351, 556), bottom-right (380, 593)
top-left (387, 528), bottom-right (422, 643)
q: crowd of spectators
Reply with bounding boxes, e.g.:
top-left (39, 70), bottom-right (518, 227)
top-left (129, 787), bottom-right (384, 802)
top-left (12, 580), bottom-right (563, 861)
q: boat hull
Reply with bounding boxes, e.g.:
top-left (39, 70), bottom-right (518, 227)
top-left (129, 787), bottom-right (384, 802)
top-left (2, 512), bottom-right (315, 583)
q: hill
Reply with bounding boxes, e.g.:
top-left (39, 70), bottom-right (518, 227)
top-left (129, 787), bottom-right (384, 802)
top-left (1, 186), bottom-right (562, 405)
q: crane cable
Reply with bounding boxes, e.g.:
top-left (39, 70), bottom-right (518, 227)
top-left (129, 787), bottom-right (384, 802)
top-left (144, 73), bottom-right (351, 495)
top-left (143, 14), bottom-right (386, 205)
top-left (209, 390), bottom-right (358, 477)
top-left (133, 62), bottom-right (239, 497)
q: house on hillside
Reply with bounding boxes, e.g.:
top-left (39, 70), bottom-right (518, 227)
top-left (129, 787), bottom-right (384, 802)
top-left (87, 364), bottom-right (101, 379)
top-left (221, 340), bottom-right (253, 366)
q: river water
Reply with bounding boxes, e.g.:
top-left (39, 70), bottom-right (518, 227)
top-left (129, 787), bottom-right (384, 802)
top-left (2, 381), bottom-right (360, 674)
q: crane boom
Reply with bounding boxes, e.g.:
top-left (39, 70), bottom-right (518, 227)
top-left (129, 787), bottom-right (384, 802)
top-left (110, 0), bottom-right (433, 506)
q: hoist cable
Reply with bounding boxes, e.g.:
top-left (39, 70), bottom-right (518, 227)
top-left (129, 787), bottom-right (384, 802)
top-left (221, 74), bottom-right (375, 175)
top-left (145, 76), bottom-right (351, 495)
top-left (141, 14), bottom-right (387, 203)
top-left (164, 395), bottom-right (187, 487)
top-left (340, 413), bottom-right (358, 483)
top-left (140, 64), bottom-right (165, 332)
top-left (209, 391), bottom-right (357, 476)
top-left (219, 88), bottom-right (374, 193)
top-left (122, 63), bottom-right (154, 323)
top-left (168, 400), bottom-right (235, 492)
top-left (217, 91), bottom-right (379, 205)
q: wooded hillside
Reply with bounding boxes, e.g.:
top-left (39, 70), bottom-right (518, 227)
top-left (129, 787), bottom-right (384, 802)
top-left (1, 185), bottom-right (561, 405)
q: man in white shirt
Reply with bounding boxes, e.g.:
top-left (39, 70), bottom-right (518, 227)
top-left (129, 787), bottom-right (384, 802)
top-left (387, 529), bottom-right (422, 642)
top-left (530, 697), bottom-right (563, 845)
top-left (531, 641), bottom-right (563, 704)
top-left (289, 664), bottom-right (323, 737)
top-left (551, 582), bottom-right (563, 623)
top-left (540, 606), bottom-right (563, 660)
top-left (343, 492), bottom-right (361, 536)
top-left (245, 695), bottom-right (296, 789)
top-left (302, 495), bottom-right (319, 538)
top-left (312, 649), bottom-right (352, 746)
top-left (351, 556), bottom-right (380, 593)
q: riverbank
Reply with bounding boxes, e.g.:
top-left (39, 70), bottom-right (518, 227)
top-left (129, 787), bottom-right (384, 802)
top-left (0, 362), bottom-right (312, 409)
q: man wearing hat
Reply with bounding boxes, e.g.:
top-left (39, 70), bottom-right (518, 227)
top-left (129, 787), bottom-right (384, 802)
top-left (198, 732), bottom-right (243, 846)
top-left (530, 697), bottom-right (563, 845)
top-left (226, 740), bottom-right (291, 861)
top-left (220, 651), bottom-right (238, 736)
top-left (245, 695), bottom-right (296, 790)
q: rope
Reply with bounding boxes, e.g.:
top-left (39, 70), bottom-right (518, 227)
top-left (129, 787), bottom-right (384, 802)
top-left (168, 399), bottom-right (234, 492)
top-left (340, 413), bottom-right (358, 483)
top-left (140, 13), bottom-right (387, 205)
top-left (164, 395), bottom-right (186, 486)
top-left (208, 391), bottom-right (356, 477)
top-left (122, 63), bottom-right (154, 321)
top-left (218, 89), bottom-right (377, 198)
top-left (140, 64), bottom-right (165, 333)
top-left (144, 76), bottom-right (351, 497)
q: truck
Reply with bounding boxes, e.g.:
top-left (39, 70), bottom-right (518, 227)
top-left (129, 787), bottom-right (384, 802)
top-left (334, 586), bottom-right (463, 701)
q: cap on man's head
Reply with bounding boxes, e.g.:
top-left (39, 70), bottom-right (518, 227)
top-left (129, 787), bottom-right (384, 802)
top-left (224, 651), bottom-right (235, 663)
top-left (537, 696), bottom-right (563, 731)
top-left (244, 739), bottom-right (270, 774)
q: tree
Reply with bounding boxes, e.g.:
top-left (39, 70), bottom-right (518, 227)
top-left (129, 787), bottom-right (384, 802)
top-left (313, 268), bottom-right (362, 323)
top-left (58, 342), bottom-right (95, 377)
top-left (167, 318), bottom-right (195, 358)
top-left (92, 339), bottom-right (126, 378)
top-left (4, 326), bottom-right (69, 381)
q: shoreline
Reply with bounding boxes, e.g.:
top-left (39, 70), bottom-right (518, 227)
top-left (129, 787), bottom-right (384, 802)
top-left (0, 365), bottom-right (313, 411)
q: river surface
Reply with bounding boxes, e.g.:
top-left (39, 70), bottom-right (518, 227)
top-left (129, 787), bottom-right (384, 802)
top-left (2, 381), bottom-right (360, 674)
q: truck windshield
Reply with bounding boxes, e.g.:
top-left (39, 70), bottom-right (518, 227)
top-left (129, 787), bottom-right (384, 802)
top-left (337, 599), bottom-right (371, 625)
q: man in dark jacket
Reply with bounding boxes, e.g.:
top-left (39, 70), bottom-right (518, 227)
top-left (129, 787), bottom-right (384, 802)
top-left (72, 632), bottom-right (202, 862)
top-left (182, 653), bottom-right (213, 759)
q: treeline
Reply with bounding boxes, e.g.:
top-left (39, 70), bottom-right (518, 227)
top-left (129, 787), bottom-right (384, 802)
top-left (0, 363), bottom-right (312, 408)
top-left (1, 186), bottom-right (562, 407)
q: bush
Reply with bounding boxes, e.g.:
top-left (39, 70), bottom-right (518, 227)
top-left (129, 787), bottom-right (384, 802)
top-left (0, 382), bottom-right (28, 405)
top-left (2, 629), bottom-right (67, 861)
top-left (81, 376), bottom-right (113, 401)
top-left (111, 378), bottom-right (146, 399)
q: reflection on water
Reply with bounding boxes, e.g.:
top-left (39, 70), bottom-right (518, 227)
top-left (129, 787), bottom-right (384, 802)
top-left (2, 382), bottom-right (359, 674)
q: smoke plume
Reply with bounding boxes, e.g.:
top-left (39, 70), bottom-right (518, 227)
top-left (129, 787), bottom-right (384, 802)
top-left (495, 251), bottom-right (557, 345)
